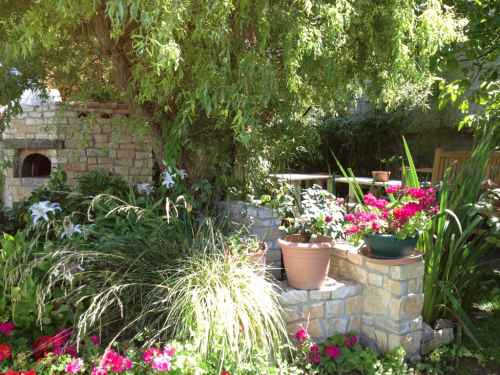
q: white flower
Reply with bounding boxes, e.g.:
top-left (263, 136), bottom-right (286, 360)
top-left (61, 217), bottom-right (82, 239)
top-left (136, 182), bottom-right (154, 195)
top-left (177, 169), bottom-right (188, 180)
top-left (161, 171), bottom-right (175, 189)
top-left (29, 201), bottom-right (62, 225)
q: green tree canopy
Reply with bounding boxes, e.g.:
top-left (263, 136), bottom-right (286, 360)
top-left (0, 0), bottom-right (464, 181)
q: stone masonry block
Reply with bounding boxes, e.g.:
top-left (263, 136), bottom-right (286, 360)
top-left (303, 303), bottom-right (325, 320)
top-left (389, 293), bottom-right (424, 321)
top-left (348, 316), bottom-right (361, 333)
top-left (345, 296), bottom-right (362, 315)
top-left (325, 300), bottom-right (345, 318)
top-left (368, 272), bottom-right (384, 287)
top-left (279, 288), bottom-right (309, 306)
top-left (364, 259), bottom-right (390, 274)
top-left (324, 318), bottom-right (349, 336)
top-left (363, 286), bottom-right (391, 315)
top-left (390, 262), bottom-right (425, 281)
top-left (384, 278), bottom-right (409, 297)
top-left (330, 280), bottom-right (362, 299)
top-left (283, 306), bottom-right (302, 322)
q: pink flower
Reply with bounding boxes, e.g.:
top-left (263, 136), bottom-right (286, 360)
top-left (386, 185), bottom-right (401, 194)
top-left (407, 188), bottom-right (426, 199)
top-left (0, 322), bottom-right (15, 336)
top-left (52, 328), bottom-right (72, 348)
top-left (345, 214), bottom-right (355, 222)
top-left (294, 326), bottom-right (309, 343)
top-left (344, 335), bottom-right (358, 348)
top-left (151, 354), bottom-right (172, 372)
top-left (363, 193), bottom-right (388, 209)
top-left (163, 345), bottom-right (176, 358)
top-left (143, 348), bottom-right (161, 363)
top-left (371, 222), bottom-right (381, 231)
top-left (90, 336), bottom-right (101, 346)
top-left (345, 225), bottom-right (360, 235)
top-left (101, 349), bottom-right (132, 373)
top-left (324, 345), bottom-right (341, 359)
top-left (65, 358), bottom-right (84, 374)
top-left (308, 343), bottom-right (321, 364)
top-left (393, 202), bottom-right (421, 223)
top-left (91, 367), bottom-right (107, 375)
top-left (325, 215), bottom-right (333, 223)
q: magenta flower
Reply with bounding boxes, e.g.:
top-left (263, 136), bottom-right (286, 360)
top-left (0, 322), bottom-right (15, 336)
top-left (345, 213), bottom-right (355, 222)
top-left (324, 345), bottom-right (341, 359)
top-left (386, 185), bottom-right (401, 194)
top-left (90, 336), bottom-right (101, 346)
top-left (363, 193), bottom-right (389, 209)
top-left (163, 345), bottom-right (176, 358)
top-left (143, 348), bottom-right (161, 363)
top-left (344, 335), bottom-right (358, 348)
top-left (345, 225), bottom-right (360, 235)
top-left (151, 353), bottom-right (172, 372)
top-left (65, 358), bottom-right (84, 374)
top-left (308, 343), bottom-right (321, 364)
top-left (101, 349), bottom-right (132, 373)
top-left (91, 367), bottom-right (107, 375)
top-left (294, 326), bottom-right (309, 343)
top-left (325, 215), bottom-right (333, 223)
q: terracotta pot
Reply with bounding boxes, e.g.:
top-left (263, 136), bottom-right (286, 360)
top-left (372, 170), bottom-right (391, 182)
top-left (278, 234), bottom-right (333, 290)
top-left (247, 242), bottom-right (268, 275)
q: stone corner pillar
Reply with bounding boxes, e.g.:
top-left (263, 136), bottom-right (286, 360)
top-left (330, 242), bottom-right (425, 358)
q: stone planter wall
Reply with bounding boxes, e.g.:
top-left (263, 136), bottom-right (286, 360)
top-left (220, 200), bottom-right (282, 273)
top-left (279, 242), bottom-right (425, 359)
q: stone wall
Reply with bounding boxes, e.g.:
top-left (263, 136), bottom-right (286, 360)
top-left (278, 242), bottom-right (425, 359)
top-left (1, 102), bottom-right (153, 206)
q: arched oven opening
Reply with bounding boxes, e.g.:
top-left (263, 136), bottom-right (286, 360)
top-left (21, 153), bottom-right (51, 177)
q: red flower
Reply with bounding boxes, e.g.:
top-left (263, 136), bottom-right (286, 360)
top-left (386, 185), bottom-right (401, 194)
top-left (0, 343), bottom-right (12, 362)
top-left (325, 215), bottom-right (333, 223)
top-left (220, 371), bottom-right (231, 375)
top-left (32, 336), bottom-right (53, 359)
top-left (324, 345), bottom-right (341, 359)
top-left (4, 370), bottom-right (19, 375)
top-left (20, 370), bottom-right (36, 375)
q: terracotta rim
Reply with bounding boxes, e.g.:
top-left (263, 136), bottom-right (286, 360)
top-left (278, 234), bottom-right (334, 250)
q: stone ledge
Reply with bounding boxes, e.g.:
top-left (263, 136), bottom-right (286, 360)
top-left (3, 139), bottom-right (65, 149)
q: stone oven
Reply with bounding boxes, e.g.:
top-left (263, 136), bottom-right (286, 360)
top-left (1, 92), bottom-right (153, 207)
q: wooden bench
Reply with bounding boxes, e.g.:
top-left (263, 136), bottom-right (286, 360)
top-left (431, 148), bottom-right (500, 184)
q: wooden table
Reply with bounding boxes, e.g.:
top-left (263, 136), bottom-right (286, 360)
top-left (335, 177), bottom-right (402, 201)
top-left (271, 173), bottom-right (334, 193)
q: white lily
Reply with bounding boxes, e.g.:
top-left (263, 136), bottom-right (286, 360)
top-left (29, 201), bottom-right (62, 225)
top-left (161, 171), bottom-right (175, 189)
top-left (61, 217), bottom-right (82, 239)
top-left (136, 182), bottom-right (154, 195)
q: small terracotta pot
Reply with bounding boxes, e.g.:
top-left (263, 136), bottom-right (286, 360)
top-left (278, 234), bottom-right (333, 290)
top-left (247, 242), bottom-right (268, 275)
top-left (372, 170), bottom-right (391, 182)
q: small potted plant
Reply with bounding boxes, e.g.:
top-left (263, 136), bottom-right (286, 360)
top-left (225, 232), bottom-right (268, 271)
top-left (278, 186), bottom-right (345, 289)
top-left (372, 156), bottom-right (399, 182)
top-left (344, 185), bottom-right (437, 258)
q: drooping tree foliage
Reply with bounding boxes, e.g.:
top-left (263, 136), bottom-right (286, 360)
top-left (0, 0), bottom-right (464, 181)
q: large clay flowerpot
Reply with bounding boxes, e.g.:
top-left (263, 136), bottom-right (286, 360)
top-left (278, 234), bottom-right (333, 290)
top-left (364, 233), bottom-right (418, 259)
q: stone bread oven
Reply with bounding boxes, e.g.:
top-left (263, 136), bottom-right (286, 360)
top-left (1, 91), bottom-right (154, 207)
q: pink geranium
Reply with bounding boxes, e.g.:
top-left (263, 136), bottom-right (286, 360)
top-left (344, 335), bottom-right (358, 348)
top-left (90, 336), bottom-right (101, 346)
top-left (91, 367), bottom-right (107, 375)
top-left (101, 349), bottom-right (133, 373)
top-left (151, 353), bottom-right (172, 372)
top-left (143, 348), bottom-right (161, 363)
top-left (344, 187), bottom-right (437, 242)
top-left (308, 343), bottom-right (321, 364)
top-left (65, 358), bottom-right (84, 374)
top-left (324, 345), bottom-right (341, 359)
top-left (294, 326), bottom-right (309, 343)
top-left (0, 322), bottom-right (15, 336)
